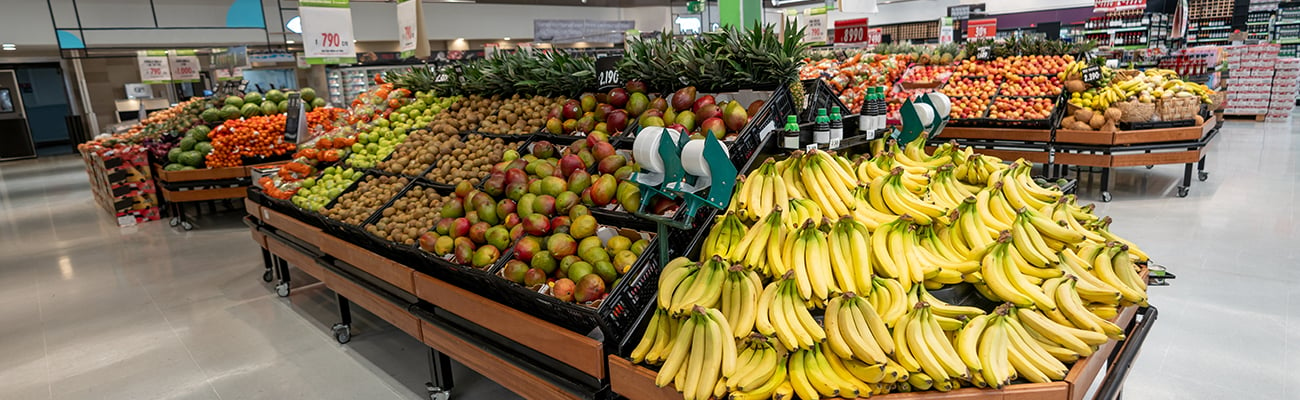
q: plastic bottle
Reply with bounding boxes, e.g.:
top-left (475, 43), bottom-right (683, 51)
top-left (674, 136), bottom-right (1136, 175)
top-left (813, 108), bottom-right (830, 145)
top-left (829, 106), bottom-right (843, 142)
top-left (781, 115), bottom-right (801, 151)
top-left (871, 87), bottom-right (884, 132)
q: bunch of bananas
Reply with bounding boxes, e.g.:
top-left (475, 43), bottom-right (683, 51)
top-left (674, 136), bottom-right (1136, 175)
top-left (1068, 67), bottom-right (1217, 110)
top-left (630, 136), bottom-right (1154, 399)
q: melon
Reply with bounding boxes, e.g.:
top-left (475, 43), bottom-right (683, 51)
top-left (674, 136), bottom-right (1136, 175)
top-left (300, 87), bottom-right (317, 102)
top-left (221, 105), bottom-right (241, 120)
top-left (224, 95), bottom-right (244, 108)
top-left (200, 108), bottom-right (221, 122)
top-left (261, 101), bottom-right (278, 116)
top-left (240, 103), bottom-right (260, 118)
top-left (167, 147), bottom-right (183, 162)
top-left (244, 92), bottom-right (263, 106)
top-left (265, 89), bottom-right (285, 104)
top-left (195, 141), bottom-right (214, 155)
top-left (178, 150), bottom-right (204, 167)
top-left (179, 137), bottom-right (197, 151)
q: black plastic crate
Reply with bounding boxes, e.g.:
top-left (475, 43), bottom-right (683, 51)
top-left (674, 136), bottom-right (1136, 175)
top-left (798, 79), bottom-right (851, 124)
top-left (1119, 119), bottom-right (1195, 131)
top-left (318, 173), bottom-right (411, 244)
top-left (249, 187), bottom-right (330, 230)
top-left (355, 180), bottom-right (455, 264)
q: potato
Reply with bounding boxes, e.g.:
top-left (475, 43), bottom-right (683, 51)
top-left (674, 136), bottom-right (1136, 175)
top-left (1061, 116), bottom-right (1077, 128)
top-left (1072, 121), bottom-right (1093, 131)
top-left (1089, 114), bottom-right (1106, 129)
top-left (1075, 108), bottom-right (1095, 123)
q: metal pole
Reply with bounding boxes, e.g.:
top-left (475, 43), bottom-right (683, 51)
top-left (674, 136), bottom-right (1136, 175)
top-left (149, 0), bottom-right (160, 28)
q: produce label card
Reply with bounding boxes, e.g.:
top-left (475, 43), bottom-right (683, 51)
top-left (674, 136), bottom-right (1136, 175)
top-left (302, 0), bottom-right (358, 65)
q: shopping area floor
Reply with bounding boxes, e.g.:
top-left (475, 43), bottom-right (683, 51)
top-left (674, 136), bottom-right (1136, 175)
top-left (1, 119), bottom-right (1297, 400)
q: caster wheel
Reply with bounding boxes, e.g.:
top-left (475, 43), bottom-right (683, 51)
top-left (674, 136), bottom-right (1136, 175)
top-left (1198, 172), bottom-right (1209, 181)
top-left (181, 221), bottom-right (193, 231)
top-left (1177, 187), bottom-right (1189, 198)
top-left (169, 217), bottom-right (179, 227)
top-left (276, 283), bottom-right (290, 297)
top-left (1101, 192), bottom-right (1112, 202)
top-left (1145, 165), bottom-right (1154, 169)
top-left (427, 389), bottom-right (450, 400)
top-left (332, 324), bottom-right (351, 344)
top-left (262, 270), bottom-right (274, 282)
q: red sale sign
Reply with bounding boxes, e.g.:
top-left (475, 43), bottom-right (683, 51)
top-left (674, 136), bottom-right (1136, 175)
top-left (833, 18), bottom-right (869, 44)
top-left (967, 18), bottom-right (997, 39)
top-left (1095, 0), bottom-right (1146, 13)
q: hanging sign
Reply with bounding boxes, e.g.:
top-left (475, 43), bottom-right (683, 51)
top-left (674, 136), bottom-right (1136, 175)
top-left (967, 18), bottom-right (997, 40)
top-left (595, 56), bottom-right (623, 90)
top-left (137, 50), bottom-right (171, 84)
top-left (214, 68), bottom-right (232, 81)
top-left (833, 18), bottom-right (869, 44)
top-left (301, 0), bottom-right (357, 64)
top-left (396, 0), bottom-right (418, 58)
top-left (939, 17), bottom-right (955, 44)
top-left (1095, 0), bottom-right (1146, 13)
top-left (168, 50), bottom-right (201, 83)
top-left (868, 28), bottom-right (882, 45)
top-left (948, 4), bottom-right (984, 21)
top-left (802, 8), bottom-right (830, 44)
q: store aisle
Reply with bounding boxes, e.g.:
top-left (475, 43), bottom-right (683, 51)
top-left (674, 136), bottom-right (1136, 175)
top-left (0, 157), bottom-right (519, 399)
top-left (0, 119), bottom-right (1296, 400)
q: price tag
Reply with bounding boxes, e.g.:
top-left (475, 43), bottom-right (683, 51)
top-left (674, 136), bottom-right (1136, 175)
top-left (833, 18), bottom-right (869, 44)
top-left (453, 65), bottom-right (466, 84)
top-left (283, 93), bottom-right (304, 143)
top-left (829, 138), bottom-right (842, 148)
top-left (805, 143), bottom-right (818, 151)
top-left (301, 0), bottom-right (358, 65)
top-left (396, 0), bottom-right (417, 58)
top-left (1081, 66), bottom-right (1103, 85)
top-left (976, 46), bottom-right (992, 61)
top-left (137, 50), bottom-right (171, 84)
top-left (595, 56), bottom-right (623, 90)
top-left (168, 50), bottom-right (201, 83)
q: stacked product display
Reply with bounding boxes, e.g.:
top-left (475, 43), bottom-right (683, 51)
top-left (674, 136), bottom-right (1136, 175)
top-left (1268, 58), bottom-right (1300, 121)
top-left (1060, 62), bottom-right (1215, 131)
top-left (1224, 44), bottom-right (1282, 117)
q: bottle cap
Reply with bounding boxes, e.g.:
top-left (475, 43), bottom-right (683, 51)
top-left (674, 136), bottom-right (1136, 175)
top-left (787, 115), bottom-right (797, 124)
top-left (817, 108), bottom-right (827, 116)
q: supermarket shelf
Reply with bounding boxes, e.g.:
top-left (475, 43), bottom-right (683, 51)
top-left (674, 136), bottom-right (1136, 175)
top-left (1190, 26), bottom-right (1232, 31)
top-left (1084, 26), bottom-right (1149, 34)
top-left (1280, 39), bottom-right (1300, 44)
top-left (1276, 19), bottom-right (1300, 25)
top-left (1247, 21), bottom-right (1272, 26)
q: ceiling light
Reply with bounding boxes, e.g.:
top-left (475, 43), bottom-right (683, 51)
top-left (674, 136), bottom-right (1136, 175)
top-left (1, 48), bottom-right (14, 51)
top-left (285, 40), bottom-right (295, 44)
top-left (503, 37), bottom-right (511, 41)
top-left (286, 16), bottom-right (302, 34)
top-left (456, 38), bottom-right (465, 41)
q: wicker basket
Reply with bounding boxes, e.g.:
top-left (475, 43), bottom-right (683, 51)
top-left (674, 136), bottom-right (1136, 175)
top-left (1208, 92), bottom-right (1226, 111)
top-left (1116, 101), bottom-right (1155, 123)
top-left (1114, 69), bottom-right (1142, 82)
top-left (1156, 96), bottom-right (1200, 121)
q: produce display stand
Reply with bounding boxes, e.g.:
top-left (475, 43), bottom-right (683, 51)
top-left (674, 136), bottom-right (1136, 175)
top-left (1052, 117), bottom-right (1218, 201)
top-left (607, 271), bottom-right (1160, 400)
top-left (246, 204), bottom-right (618, 400)
top-left (153, 162), bottom-right (284, 230)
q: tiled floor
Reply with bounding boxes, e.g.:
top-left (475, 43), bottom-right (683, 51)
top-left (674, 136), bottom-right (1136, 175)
top-left (0, 119), bottom-right (1295, 399)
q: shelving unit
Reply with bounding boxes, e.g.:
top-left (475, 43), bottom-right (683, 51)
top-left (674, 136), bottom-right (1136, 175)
top-left (1085, 12), bottom-right (1173, 49)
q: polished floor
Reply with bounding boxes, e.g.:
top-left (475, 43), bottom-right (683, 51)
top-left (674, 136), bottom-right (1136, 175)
top-left (0, 119), bottom-right (1297, 399)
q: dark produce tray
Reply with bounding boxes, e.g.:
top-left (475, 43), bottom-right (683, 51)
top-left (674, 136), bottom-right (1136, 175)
top-left (355, 179), bottom-right (455, 266)
top-left (1118, 119), bottom-right (1195, 131)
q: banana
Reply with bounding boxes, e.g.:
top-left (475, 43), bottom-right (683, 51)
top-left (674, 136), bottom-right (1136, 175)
top-left (981, 240), bottom-right (1034, 307)
top-left (729, 356), bottom-right (787, 400)
top-left (656, 316), bottom-right (698, 387)
top-left (1015, 308), bottom-right (1095, 356)
top-left (786, 347), bottom-right (821, 400)
top-left (976, 189), bottom-right (1013, 231)
top-left (838, 295), bottom-right (890, 364)
top-left (844, 358), bottom-right (889, 383)
top-left (905, 305), bottom-right (951, 382)
top-left (1011, 217), bottom-right (1056, 267)
top-left (631, 308), bottom-right (663, 363)
top-left (908, 371), bottom-right (935, 390)
top-left (1004, 314), bottom-right (1068, 381)
top-left (824, 295), bottom-right (856, 360)
top-left (1057, 277), bottom-right (1125, 338)
top-left (658, 263), bottom-right (696, 310)
top-left (1111, 243), bottom-right (1149, 305)
top-left (812, 344), bottom-right (861, 397)
top-left (891, 307), bottom-right (924, 373)
top-left (790, 226), bottom-right (814, 300)
top-left (682, 313), bottom-right (708, 398)
top-left (920, 306), bottom-right (970, 379)
top-left (978, 314), bottom-right (1011, 388)
top-left (1092, 243), bottom-right (1147, 305)
top-left (955, 314), bottom-right (988, 375)
top-left (827, 221), bottom-right (858, 295)
top-left (799, 349), bottom-right (841, 398)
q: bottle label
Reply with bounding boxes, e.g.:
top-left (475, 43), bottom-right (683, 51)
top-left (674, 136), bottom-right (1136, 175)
top-left (814, 131), bottom-right (830, 144)
top-left (783, 134), bottom-right (801, 149)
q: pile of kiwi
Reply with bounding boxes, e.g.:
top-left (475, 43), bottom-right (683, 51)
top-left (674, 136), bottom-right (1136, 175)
top-left (477, 95), bottom-right (565, 135)
top-left (424, 135), bottom-right (513, 186)
top-left (323, 175), bottom-right (408, 225)
top-left (377, 130), bottom-right (460, 176)
top-left (366, 185), bottom-right (446, 245)
top-left (429, 95), bottom-right (502, 135)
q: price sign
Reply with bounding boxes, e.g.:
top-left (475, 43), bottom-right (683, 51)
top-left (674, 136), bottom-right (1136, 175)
top-left (1081, 66), bottom-right (1103, 85)
top-left (453, 64), bottom-right (466, 84)
top-left (396, 0), bottom-right (417, 58)
top-left (1095, 0), bottom-right (1146, 13)
top-left (168, 50), bottom-right (201, 83)
top-left (829, 138), bottom-right (842, 148)
top-left (868, 28), bottom-right (882, 45)
top-left (301, 0), bottom-right (357, 64)
top-left (833, 18), bottom-right (869, 44)
top-left (805, 143), bottom-right (818, 151)
top-left (595, 56), bottom-right (623, 90)
top-left (802, 8), bottom-right (829, 44)
top-left (939, 17), bottom-right (955, 44)
top-left (976, 46), bottom-right (992, 61)
top-left (136, 50), bottom-right (171, 84)
top-left (967, 18), bottom-right (997, 40)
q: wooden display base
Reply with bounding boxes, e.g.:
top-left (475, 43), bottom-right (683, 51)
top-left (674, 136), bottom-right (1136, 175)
top-left (1055, 117), bottom-right (1215, 146)
top-left (253, 208), bottom-right (607, 384)
top-left (609, 305), bottom-right (1140, 400)
top-left (926, 146), bottom-right (1051, 164)
top-left (160, 185), bottom-right (248, 202)
top-left (938, 127), bottom-right (1053, 143)
top-left (153, 165), bottom-right (250, 182)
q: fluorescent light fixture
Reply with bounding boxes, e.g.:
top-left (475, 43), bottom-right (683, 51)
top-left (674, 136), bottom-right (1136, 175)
top-left (1, 43), bottom-right (15, 48)
top-left (456, 38), bottom-right (465, 41)
top-left (286, 40), bottom-right (295, 44)
top-left (2, 43), bottom-right (15, 51)
top-left (1, 48), bottom-right (14, 51)
top-left (286, 16), bottom-right (302, 34)
top-left (503, 37), bottom-right (511, 41)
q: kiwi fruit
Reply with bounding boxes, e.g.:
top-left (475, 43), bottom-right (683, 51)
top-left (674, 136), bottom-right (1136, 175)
top-left (365, 185), bottom-right (447, 245)
top-left (323, 175), bottom-right (408, 225)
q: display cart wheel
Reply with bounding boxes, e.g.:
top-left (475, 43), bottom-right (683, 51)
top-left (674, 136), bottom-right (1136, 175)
top-left (262, 270), bottom-right (274, 282)
top-left (332, 323), bottom-right (351, 344)
top-left (181, 221), bottom-right (194, 231)
top-left (1145, 165), bottom-right (1154, 169)
top-left (1177, 186), bottom-right (1189, 198)
top-left (1101, 191), bottom-right (1112, 202)
top-left (426, 384), bottom-right (450, 400)
top-left (169, 217), bottom-right (180, 227)
top-left (1198, 171), bottom-right (1209, 181)
top-left (276, 282), bottom-right (290, 297)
